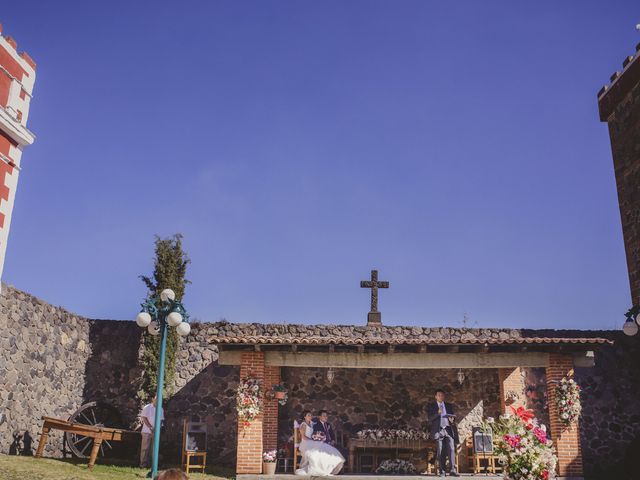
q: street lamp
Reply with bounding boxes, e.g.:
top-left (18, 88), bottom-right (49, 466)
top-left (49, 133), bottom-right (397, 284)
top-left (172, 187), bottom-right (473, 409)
top-left (135, 288), bottom-right (190, 478)
top-left (622, 305), bottom-right (640, 336)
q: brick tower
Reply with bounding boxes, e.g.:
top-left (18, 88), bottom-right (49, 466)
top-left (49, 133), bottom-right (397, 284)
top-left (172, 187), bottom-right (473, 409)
top-left (598, 42), bottom-right (640, 303)
top-left (0, 24), bottom-right (36, 292)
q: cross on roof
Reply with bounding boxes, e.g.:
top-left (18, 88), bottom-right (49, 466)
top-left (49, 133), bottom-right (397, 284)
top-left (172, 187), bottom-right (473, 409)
top-left (360, 269), bottom-right (389, 326)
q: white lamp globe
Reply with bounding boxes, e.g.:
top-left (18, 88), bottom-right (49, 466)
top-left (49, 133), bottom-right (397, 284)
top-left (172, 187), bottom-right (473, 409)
top-left (136, 312), bottom-right (152, 328)
top-left (160, 289), bottom-right (176, 302)
top-left (148, 321), bottom-right (161, 336)
top-left (176, 321), bottom-right (191, 337)
top-left (167, 311), bottom-right (183, 327)
top-left (623, 320), bottom-right (638, 336)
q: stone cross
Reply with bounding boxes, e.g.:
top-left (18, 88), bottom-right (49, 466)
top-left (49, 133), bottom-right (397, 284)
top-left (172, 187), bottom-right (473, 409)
top-left (360, 269), bottom-right (389, 325)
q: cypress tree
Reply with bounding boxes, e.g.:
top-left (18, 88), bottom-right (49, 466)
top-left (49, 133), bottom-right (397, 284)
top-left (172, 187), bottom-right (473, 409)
top-left (138, 234), bottom-right (191, 400)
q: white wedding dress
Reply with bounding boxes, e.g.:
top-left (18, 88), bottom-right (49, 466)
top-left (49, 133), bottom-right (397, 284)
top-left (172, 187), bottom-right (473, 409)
top-left (295, 423), bottom-right (345, 476)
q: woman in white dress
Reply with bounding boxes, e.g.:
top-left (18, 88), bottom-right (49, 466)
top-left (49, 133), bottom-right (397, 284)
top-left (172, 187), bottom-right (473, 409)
top-left (295, 410), bottom-right (345, 476)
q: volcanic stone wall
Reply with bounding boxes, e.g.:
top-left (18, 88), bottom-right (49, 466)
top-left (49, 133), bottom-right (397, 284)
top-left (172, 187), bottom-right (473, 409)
top-left (0, 284), bottom-right (143, 457)
top-left (574, 335), bottom-right (640, 479)
top-left (161, 328), bottom-right (239, 465)
top-left (2, 283), bottom-right (640, 477)
top-left (0, 284), bottom-right (240, 464)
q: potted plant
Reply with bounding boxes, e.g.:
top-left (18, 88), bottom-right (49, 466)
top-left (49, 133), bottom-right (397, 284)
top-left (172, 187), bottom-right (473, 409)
top-left (272, 383), bottom-right (288, 405)
top-left (263, 449), bottom-right (277, 475)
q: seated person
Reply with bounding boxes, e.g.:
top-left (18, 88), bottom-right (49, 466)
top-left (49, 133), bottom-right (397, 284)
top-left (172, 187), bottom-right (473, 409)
top-left (313, 409), bottom-right (348, 458)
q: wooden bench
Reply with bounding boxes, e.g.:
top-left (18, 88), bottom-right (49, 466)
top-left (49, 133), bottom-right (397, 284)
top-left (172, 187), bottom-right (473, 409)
top-left (35, 416), bottom-right (139, 469)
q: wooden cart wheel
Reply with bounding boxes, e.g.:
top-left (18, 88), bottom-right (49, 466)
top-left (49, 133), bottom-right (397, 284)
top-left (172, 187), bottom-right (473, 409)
top-left (65, 401), bottom-right (123, 459)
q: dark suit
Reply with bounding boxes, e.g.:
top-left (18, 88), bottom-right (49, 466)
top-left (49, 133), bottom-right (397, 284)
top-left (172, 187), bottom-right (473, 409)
top-left (312, 419), bottom-right (348, 459)
top-left (427, 401), bottom-right (458, 474)
top-left (312, 420), bottom-right (336, 446)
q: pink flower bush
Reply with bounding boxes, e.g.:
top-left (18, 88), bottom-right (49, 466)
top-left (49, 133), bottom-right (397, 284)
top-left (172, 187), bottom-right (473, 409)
top-left (483, 407), bottom-right (557, 480)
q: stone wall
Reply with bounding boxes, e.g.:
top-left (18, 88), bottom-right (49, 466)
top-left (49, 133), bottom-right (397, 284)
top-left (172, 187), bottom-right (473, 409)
top-left (3, 283), bottom-right (640, 477)
top-left (162, 324), bottom-right (239, 465)
top-left (575, 335), bottom-right (640, 479)
top-left (0, 284), bottom-right (240, 465)
top-left (0, 284), bottom-right (143, 457)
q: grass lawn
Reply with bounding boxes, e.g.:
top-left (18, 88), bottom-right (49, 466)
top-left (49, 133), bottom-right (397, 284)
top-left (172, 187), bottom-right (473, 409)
top-left (0, 454), bottom-right (235, 480)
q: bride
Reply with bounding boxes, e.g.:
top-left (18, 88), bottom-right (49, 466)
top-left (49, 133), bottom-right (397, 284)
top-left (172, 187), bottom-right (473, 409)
top-left (295, 410), bottom-right (345, 476)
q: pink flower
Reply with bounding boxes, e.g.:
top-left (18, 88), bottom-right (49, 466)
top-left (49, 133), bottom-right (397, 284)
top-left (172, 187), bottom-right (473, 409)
top-left (533, 427), bottom-right (547, 443)
top-left (503, 434), bottom-right (521, 448)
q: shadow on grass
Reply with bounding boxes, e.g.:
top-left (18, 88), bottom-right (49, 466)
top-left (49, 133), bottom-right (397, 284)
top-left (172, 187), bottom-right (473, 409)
top-left (47, 456), bottom-right (235, 478)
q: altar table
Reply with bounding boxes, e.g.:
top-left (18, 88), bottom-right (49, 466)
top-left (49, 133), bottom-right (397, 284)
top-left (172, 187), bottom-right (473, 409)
top-left (347, 438), bottom-right (438, 473)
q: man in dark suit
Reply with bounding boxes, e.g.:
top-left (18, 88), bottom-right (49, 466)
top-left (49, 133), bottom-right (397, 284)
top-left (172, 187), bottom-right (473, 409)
top-left (313, 410), bottom-right (337, 446)
top-left (427, 389), bottom-right (459, 477)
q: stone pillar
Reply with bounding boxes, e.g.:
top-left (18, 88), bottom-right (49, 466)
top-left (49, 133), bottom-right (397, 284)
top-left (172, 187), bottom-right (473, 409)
top-left (498, 367), bottom-right (527, 413)
top-left (236, 352), bottom-right (281, 474)
top-left (546, 354), bottom-right (583, 479)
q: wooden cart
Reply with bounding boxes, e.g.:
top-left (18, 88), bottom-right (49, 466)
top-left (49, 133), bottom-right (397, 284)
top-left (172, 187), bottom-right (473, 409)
top-left (35, 416), bottom-right (139, 469)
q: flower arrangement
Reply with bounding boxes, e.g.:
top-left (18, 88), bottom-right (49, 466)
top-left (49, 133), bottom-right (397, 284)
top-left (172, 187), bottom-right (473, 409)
top-left (272, 383), bottom-right (288, 405)
top-left (236, 375), bottom-right (263, 427)
top-left (376, 459), bottom-right (417, 474)
top-left (262, 450), bottom-right (278, 463)
top-left (554, 374), bottom-right (581, 427)
top-left (356, 428), bottom-right (429, 441)
top-left (311, 431), bottom-right (327, 442)
top-left (483, 406), bottom-right (557, 480)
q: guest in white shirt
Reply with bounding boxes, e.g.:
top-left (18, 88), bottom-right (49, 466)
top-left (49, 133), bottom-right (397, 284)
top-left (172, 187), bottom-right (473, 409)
top-left (139, 396), bottom-right (164, 468)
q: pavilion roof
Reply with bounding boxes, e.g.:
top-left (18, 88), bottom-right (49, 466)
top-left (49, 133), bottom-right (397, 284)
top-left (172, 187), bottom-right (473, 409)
top-left (206, 322), bottom-right (613, 350)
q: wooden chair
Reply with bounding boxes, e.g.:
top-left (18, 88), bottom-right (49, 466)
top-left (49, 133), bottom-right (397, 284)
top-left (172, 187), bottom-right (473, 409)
top-left (181, 419), bottom-right (207, 474)
top-left (293, 420), bottom-right (302, 472)
top-left (466, 435), bottom-right (502, 474)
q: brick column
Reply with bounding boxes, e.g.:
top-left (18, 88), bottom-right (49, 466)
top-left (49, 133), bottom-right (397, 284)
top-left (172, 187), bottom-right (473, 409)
top-left (236, 352), bottom-right (265, 474)
top-left (263, 365), bottom-right (281, 452)
top-left (236, 352), bottom-right (281, 474)
top-left (546, 354), bottom-right (583, 478)
top-left (498, 367), bottom-right (527, 413)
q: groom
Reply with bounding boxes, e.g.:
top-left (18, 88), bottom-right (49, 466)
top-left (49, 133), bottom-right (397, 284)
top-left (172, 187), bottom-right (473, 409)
top-left (313, 410), bottom-right (337, 446)
top-left (427, 389), bottom-right (459, 477)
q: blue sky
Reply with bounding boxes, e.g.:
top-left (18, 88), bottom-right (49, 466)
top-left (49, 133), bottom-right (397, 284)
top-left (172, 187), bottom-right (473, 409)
top-left (2, 1), bottom-right (638, 329)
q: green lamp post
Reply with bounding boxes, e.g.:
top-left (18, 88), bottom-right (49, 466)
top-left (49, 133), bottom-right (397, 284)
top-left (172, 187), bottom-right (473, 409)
top-left (135, 288), bottom-right (191, 479)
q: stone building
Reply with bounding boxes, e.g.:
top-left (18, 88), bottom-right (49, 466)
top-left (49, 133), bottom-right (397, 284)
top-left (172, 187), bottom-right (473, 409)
top-left (0, 24), bottom-right (36, 293)
top-left (213, 322), bottom-right (607, 478)
top-left (598, 41), bottom-right (640, 303)
top-left (4, 283), bottom-right (640, 479)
